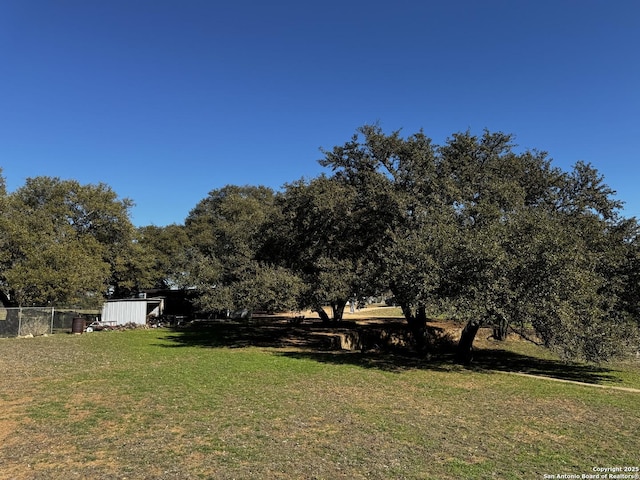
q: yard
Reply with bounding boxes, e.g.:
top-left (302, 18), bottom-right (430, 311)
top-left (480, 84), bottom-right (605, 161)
top-left (1, 314), bottom-right (639, 479)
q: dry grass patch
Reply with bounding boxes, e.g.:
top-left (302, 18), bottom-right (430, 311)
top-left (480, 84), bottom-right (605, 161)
top-left (0, 322), bottom-right (638, 479)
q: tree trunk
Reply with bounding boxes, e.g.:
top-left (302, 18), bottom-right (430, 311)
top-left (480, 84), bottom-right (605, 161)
top-left (492, 315), bottom-right (508, 341)
top-left (456, 319), bottom-right (481, 365)
top-left (314, 300), bottom-right (347, 323)
top-left (401, 304), bottom-right (427, 328)
top-left (400, 303), bottom-right (428, 354)
top-left (314, 305), bottom-right (331, 323)
top-left (331, 299), bottom-right (347, 322)
top-left (0, 290), bottom-right (16, 308)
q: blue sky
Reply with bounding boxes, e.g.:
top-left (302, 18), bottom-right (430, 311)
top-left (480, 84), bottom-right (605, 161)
top-left (1, 0), bottom-right (638, 226)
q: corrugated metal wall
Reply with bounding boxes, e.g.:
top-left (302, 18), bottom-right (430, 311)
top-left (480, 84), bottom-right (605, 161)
top-left (102, 301), bottom-right (147, 325)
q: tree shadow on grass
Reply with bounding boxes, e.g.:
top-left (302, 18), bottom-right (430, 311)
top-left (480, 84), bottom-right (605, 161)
top-left (159, 318), bottom-right (342, 350)
top-left (276, 349), bottom-right (621, 385)
top-left (467, 347), bottom-right (621, 385)
top-left (276, 350), bottom-right (459, 373)
top-left (159, 319), bottom-right (622, 386)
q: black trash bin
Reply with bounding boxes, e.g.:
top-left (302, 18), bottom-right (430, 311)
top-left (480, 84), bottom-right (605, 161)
top-left (71, 317), bottom-right (85, 334)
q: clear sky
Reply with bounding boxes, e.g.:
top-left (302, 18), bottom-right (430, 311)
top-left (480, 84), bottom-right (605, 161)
top-left (1, 0), bottom-right (638, 226)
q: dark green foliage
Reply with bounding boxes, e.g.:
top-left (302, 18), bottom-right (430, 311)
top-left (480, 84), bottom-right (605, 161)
top-left (263, 176), bottom-right (381, 321)
top-left (1, 126), bottom-right (637, 363)
top-left (319, 125), bottom-right (639, 362)
top-left (0, 176), bottom-right (136, 307)
top-left (137, 224), bottom-right (191, 289)
top-left (184, 185), bottom-right (302, 314)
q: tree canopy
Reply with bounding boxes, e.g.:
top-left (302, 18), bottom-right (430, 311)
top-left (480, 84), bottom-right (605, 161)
top-left (0, 176), bottom-right (136, 307)
top-left (315, 126), bottom-right (639, 362)
top-left (183, 185), bottom-right (302, 314)
top-left (1, 126), bottom-right (638, 363)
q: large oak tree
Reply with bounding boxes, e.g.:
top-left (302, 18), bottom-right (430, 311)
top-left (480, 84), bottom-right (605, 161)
top-left (320, 125), bottom-right (639, 362)
top-left (0, 176), bottom-right (136, 307)
top-left (184, 185), bottom-right (302, 315)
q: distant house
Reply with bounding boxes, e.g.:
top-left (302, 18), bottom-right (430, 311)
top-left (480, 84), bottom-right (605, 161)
top-left (101, 297), bottom-right (165, 326)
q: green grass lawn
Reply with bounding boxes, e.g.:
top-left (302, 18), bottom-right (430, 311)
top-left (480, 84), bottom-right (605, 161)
top-left (1, 321), bottom-right (638, 479)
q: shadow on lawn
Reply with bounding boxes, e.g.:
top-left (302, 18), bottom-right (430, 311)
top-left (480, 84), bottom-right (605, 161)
top-left (277, 349), bottom-right (621, 385)
top-left (160, 318), bottom-right (621, 386)
top-left (161, 318), bottom-right (340, 350)
top-left (467, 347), bottom-right (620, 384)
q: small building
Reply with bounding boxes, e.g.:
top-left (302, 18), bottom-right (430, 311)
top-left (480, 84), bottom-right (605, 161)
top-left (140, 288), bottom-right (196, 318)
top-left (101, 297), bottom-right (165, 326)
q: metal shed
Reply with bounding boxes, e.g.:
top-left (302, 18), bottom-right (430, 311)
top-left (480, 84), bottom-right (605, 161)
top-left (101, 297), bottom-right (164, 326)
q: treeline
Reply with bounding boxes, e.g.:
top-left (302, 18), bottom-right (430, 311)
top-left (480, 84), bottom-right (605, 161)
top-left (1, 126), bottom-right (639, 362)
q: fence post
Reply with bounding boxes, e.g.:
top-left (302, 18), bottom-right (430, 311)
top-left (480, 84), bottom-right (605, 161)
top-left (17, 307), bottom-right (22, 337)
top-left (50, 307), bottom-right (55, 334)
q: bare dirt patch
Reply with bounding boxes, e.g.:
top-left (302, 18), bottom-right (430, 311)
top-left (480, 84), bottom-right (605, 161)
top-left (0, 397), bottom-right (32, 447)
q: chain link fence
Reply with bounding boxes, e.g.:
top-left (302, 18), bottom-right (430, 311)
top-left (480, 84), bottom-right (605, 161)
top-left (0, 307), bottom-right (98, 337)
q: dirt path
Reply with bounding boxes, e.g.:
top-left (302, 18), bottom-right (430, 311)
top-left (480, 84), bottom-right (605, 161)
top-left (496, 370), bottom-right (640, 393)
